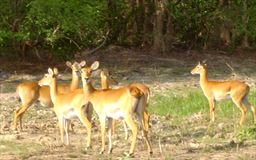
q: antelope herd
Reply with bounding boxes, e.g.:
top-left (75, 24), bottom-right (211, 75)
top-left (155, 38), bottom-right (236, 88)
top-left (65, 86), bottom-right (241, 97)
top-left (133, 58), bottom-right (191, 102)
top-left (12, 60), bottom-right (256, 156)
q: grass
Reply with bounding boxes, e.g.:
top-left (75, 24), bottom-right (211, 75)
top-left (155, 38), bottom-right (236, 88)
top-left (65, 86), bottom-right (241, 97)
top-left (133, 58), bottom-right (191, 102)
top-left (0, 140), bottom-right (44, 159)
top-left (150, 88), bottom-right (256, 119)
top-left (149, 89), bottom-right (208, 117)
top-left (149, 88), bottom-right (256, 141)
top-left (237, 125), bottom-right (256, 141)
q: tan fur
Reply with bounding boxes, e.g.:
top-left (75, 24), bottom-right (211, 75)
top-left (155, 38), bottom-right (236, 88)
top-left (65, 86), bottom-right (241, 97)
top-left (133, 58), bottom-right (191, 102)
top-left (191, 62), bottom-right (256, 125)
top-left (38, 67), bottom-right (93, 147)
top-left (82, 61), bottom-right (152, 156)
top-left (13, 61), bottom-right (86, 130)
top-left (100, 70), bottom-right (151, 140)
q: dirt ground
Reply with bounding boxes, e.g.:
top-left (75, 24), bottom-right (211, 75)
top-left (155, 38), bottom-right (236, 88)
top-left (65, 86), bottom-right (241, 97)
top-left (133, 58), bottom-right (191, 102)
top-left (1, 47), bottom-right (256, 159)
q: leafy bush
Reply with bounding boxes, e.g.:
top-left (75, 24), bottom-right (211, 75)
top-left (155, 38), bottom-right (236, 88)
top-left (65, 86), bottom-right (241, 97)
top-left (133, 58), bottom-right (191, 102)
top-left (21, 0), bottom-right (107, 53)
top-left (1, 0), bottom-right (256, 58)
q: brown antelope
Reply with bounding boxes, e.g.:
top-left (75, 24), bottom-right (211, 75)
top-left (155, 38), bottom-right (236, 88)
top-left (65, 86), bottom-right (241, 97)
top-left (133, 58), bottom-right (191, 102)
top-left (191, 62), bottom-right (256, 125)
top-left (38, 67), bottom-right (93, 147)
top-left (81, 61), bottom-right (152, 156)
top-left (100, 69), bottom-right (151, 140)
top-left (13, 61), bottom-right (86, 130)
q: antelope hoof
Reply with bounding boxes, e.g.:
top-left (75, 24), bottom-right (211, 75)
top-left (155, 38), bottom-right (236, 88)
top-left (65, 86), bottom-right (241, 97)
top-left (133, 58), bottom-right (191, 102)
top-left (99, 149), bottom-right (105, 154)
top-left (108, 148), bottom-right (113, 154)
top-left (59, 143), bottom-right (65, 147)
top-left (11, 125), bottom-right (18, 131)
top-left (85, 145), bottom-right (92, 150)
top-left (124, 152), bottom-right (134, 157)
top-left (128, 153), bottom-right (134, 157)
top-left (149, 150), bottom-right (153, 155)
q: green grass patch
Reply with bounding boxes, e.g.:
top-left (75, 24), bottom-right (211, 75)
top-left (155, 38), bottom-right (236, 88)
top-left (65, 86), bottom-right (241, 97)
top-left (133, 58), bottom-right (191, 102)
top-left (149, 89), bottom-right (256, 123)
top-left (237, 125), bottom-right (256, 141)
top-left (0, 140), bottom-right (44, 159)
top-left (149, 89), bottom-right (207, 116)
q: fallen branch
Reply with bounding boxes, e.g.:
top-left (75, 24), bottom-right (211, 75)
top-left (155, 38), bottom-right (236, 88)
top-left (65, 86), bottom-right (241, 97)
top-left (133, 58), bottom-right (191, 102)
top-left (225, 62), bottom-right (234, 72)
top-left (86, 30), bottom-right (110, 55)
top-left (63, 36), bottom-right (81, 50)
top-left (225, 62), bottom-right (238, 78)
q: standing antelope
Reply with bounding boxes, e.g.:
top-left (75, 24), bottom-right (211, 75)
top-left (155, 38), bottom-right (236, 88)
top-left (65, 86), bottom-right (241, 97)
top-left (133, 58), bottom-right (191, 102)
top-left (81, 61), bottom-right (152, 156)
top-left (100, 69), bottom-right (150, 140)
top-left (191, 62), bottom-right (256, 125)
top-left (13, 61), bottom-right (86, 130)
top-left (38, 67), bottom-right (93, 147)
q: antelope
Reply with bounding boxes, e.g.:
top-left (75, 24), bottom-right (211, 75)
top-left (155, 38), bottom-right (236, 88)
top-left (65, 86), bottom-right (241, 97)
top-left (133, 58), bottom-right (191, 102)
top-left (13, 61), bottom-right (86, 131)
top-left (191, 62), bottom-right (256, 125)
top-left (100, 69), bottom-right (151, 140)
top-left (38, 67), bottom-right (93, 147)
top-left (81, 61), bottom-right (152, 156)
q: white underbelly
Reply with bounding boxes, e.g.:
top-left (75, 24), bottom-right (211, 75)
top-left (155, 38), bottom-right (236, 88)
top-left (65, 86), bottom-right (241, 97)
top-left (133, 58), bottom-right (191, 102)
top-left (104, 104), bottom-right (124, 120)
top-left (214, 92), bottom-right (231, 101)
top-left (63, 109), bottom-right (77, 119)
top-left (106, 110), bottom-right (124, 120)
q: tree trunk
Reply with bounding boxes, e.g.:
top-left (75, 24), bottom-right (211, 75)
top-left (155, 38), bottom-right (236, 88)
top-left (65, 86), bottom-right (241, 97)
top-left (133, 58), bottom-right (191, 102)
top-left (106, 0), bottom-right (119, 44)
top-left (142, 0), bottom-right (154, 47)
top-left (136, 0), bottom-right (145, 40)
top-left (241, 0), bottom-right (250, 48)
top-left (219, 0), bottom-right (231, 46)
top-left (153, 0), bottom-right (165, 53)
top-left (163, 6), bottom-right (174, 50)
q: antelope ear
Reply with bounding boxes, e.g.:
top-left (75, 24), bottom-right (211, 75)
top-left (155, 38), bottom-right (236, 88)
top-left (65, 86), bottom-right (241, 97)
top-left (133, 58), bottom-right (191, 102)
top-left (79, 61), bottom-right (86, 67)
top-left (91, 61), bottom-right (99, 71)
top-left (48, 68), bottom-right (54, 75)
top-left (66, 61), bottom-right (72, 68)
top-left (202, 60), bottom-right (207, 64)
top-left (53, 67), bottom-right (59, 75)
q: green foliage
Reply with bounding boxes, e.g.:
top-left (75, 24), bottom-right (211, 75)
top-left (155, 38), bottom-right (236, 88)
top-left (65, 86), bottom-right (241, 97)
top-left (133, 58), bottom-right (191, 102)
top-left (1, 0), bottom-right (256, 58)
top-left (167, 1), bottom-right (219, 47)
top-left (21, 0), bottom-right (107, 50)
top-left (0, 0), bottom-right (108, 58)
top-left (165, 0), bottom-right (256, 49)
top-left (105, 0), bottom-right (132, 44)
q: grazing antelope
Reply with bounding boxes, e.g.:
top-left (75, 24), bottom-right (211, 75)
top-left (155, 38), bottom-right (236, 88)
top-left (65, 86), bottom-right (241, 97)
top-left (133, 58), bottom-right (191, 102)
top-left (81, 61), bottom-right (152, 156)
top-left (191, 62), bottom-right (256, 125)
top-left (13, 61), bottom-right (86, 131)
top-left (38, 67), bottom-right (93, 147)
top-left (100, 69), bottom-right (151, 140)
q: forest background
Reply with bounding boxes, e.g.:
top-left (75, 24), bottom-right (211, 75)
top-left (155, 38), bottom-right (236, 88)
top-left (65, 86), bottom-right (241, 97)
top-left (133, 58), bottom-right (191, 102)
top-left (1, 0), bottom-right (255, 60)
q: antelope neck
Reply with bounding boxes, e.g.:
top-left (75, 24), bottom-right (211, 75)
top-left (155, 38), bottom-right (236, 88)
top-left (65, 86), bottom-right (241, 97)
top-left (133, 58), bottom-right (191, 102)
top-left (101, 78), bottom-right (109, 90)
top-left (82, 80), bottom-right (95, 96)
top-left (199, 69), bottom-right (209, 89)
top-left (70, 71), bottom-right (79, 91)
top-left (49, 78), bottom-right (58, 104)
